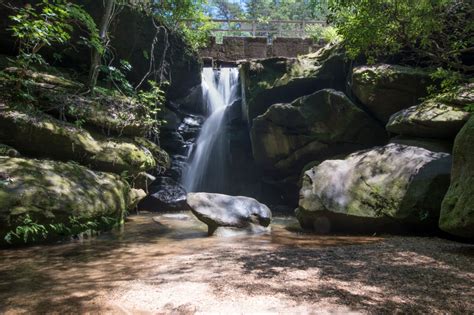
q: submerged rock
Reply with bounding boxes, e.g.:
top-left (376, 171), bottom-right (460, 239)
top-left (187, 193), bottom-right (272, 236)
top-left (251, 89), bottom-right (387, 176)
top-left (387, 85), bottom-right (472, 139)
top-left (439, 116), bottom-right (474, 238)
top-left (352, 64), bottom-right (433, 123)
top-left (297, 144), bottom-right (451, 233)
top-left (138, 177), bottom-right (187, 211)
top-left (0, 144), bottom-right (20, 157)
top-left (0, 110), bottom-right (164, 175)
top-left (0, 156), bottom-right (132, 243)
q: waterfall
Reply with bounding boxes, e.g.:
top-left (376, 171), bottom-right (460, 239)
top-left (182, 67), bottom-right (240, 193)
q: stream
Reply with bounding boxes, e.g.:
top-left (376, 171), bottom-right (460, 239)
top-left (1, 212), bottom-right (473, 314)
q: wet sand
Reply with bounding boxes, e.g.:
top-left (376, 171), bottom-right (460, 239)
top-left (0, 212), bottom-right (473, 314)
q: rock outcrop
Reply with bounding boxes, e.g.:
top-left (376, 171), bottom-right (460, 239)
top-left (251, 89), bottom-right (387, 176)
top-left (240, 44), bottom-right (349, 123)
top-left (351, 64), bottom-right (433, 123)
top-left (387, 84), bottom-right (472, 139)
top-left (439, 116), bottom-right (474, 238)
top-left (187, 193), bottom-right (272, 236)
top-left (297, 144), bottom-right (451, 233)
top-left (0, 156), bottom-right (133, 243)
top-left (0, 110), bottom-right (167, 176)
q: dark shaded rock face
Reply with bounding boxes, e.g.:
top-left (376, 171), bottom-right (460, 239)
top-left (440, 116), bottom-right (474, 239)
top-left (251, 89), bottom-right (388, 177)
top-left (138, 177), bottom-right (187, 212)
top-left (0, 1), bottom-right (201, 99)
top-left (297, 144), bottom-right (452, 233)
top-left (351, 64), bottom-right (433, 123)
top-left (187, 193), bottom-right (272, 236)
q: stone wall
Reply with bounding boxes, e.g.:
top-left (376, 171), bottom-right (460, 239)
top-left (200, 36), bottom-right (322, 62)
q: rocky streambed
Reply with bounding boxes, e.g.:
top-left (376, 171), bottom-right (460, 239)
top-left (0, 212), bottom-right (473, 314)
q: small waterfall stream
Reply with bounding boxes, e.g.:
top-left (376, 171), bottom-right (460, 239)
top-left (182, 67), bottom-right (240, 193)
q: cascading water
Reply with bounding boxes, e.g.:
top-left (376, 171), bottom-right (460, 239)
top-left (182, 67), bottom-right (240, 193)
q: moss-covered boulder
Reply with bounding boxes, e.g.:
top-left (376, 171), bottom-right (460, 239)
top-left (297, 144), bottom-right (451, 233)
top-left (0, 156), bottom-right (132, 244)
top-left (240, 44), bottom-right (349, 123)
top-left (0, 110), bottom-right (159, 175)
top-left (439, 116), bottom-right (474, 238)
top-left (387, 84), bottom-right (472, 139)
top-left (250, 89), bottom-right (387, 176)
top-left (351, 64), bottom-right (433, 123)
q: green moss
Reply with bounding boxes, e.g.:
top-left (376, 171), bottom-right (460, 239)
top-left (0, 109), bottom-right (158, 175)
top-left (0, 156), bottom-right (134, 244)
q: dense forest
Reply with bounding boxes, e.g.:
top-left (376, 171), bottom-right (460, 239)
top-left (0, 0), bottom-right (473, 313)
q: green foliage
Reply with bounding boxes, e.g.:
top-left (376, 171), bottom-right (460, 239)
top-left (464, 103), bottom-right (474, 112)
top-left (4, 215), bottom-right (48, 244)
top-left (4, 214), bottom-right (120, 244)
top-left (8, 0), bottom-right (101, 70)
top-left (326, 0), bottom-right (473, 71)
top-left (180, 12), bottom-right (216, 51)
top-left (99, 60), bottom-right (135, 95)
top-left (306, 25), bottom-right (341, 44)
top-left (136, 80), bottom-right (165, 130)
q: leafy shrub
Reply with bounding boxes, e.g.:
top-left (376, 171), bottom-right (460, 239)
top-left (306, 24), bottom-right (342, 44)
top-left (327, 0), bottom-right (473, 70)
top-left (8, 0), bottom-right (101, 70)
top-left (4, 214), bottom-right (120, 244)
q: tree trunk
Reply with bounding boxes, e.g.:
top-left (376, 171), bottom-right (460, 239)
top-left (87, 0), bottom-right (115, 93)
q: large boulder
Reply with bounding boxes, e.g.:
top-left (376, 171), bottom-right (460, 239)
top-left (439, 116), bottom-right (474, 238)
top-left (351, 64), bottom-right (433, 123)
top-left (187, 193), bottom-right (272, 236)
top-left (0, 110), bottom-right (161, 175)
top-left (0, 156), bottom-right (133, 244)
top-left (240, 44), bottom-right (349, 123)
top-left (387, 84), bottom-right (472, 139)
top-left (297, 144), bottom-right (451, 233)
top-left (138, 177), bottom-right (187, 212)
top-left (251, 89), bottom-right (387, 176)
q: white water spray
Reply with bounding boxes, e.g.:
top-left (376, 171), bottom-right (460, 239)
top-left (182, 67), bottom-right (240, 193)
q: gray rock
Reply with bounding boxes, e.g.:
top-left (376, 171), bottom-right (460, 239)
top-left (297, 143), bottom-right (451, 233)
top-left (250, 89), bottom-right (387, 176)
top-left (352, 64), bottom-right (433, 123)
top-left (387, 85), bottom-right (472, 139)
top-left (240, 43), bottom-right (349, 123)
top-left (187, 193), bottom-right (272, 235)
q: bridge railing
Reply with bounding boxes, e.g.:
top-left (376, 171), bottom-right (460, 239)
top-left (182, 19), bottom-right (326, 40)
